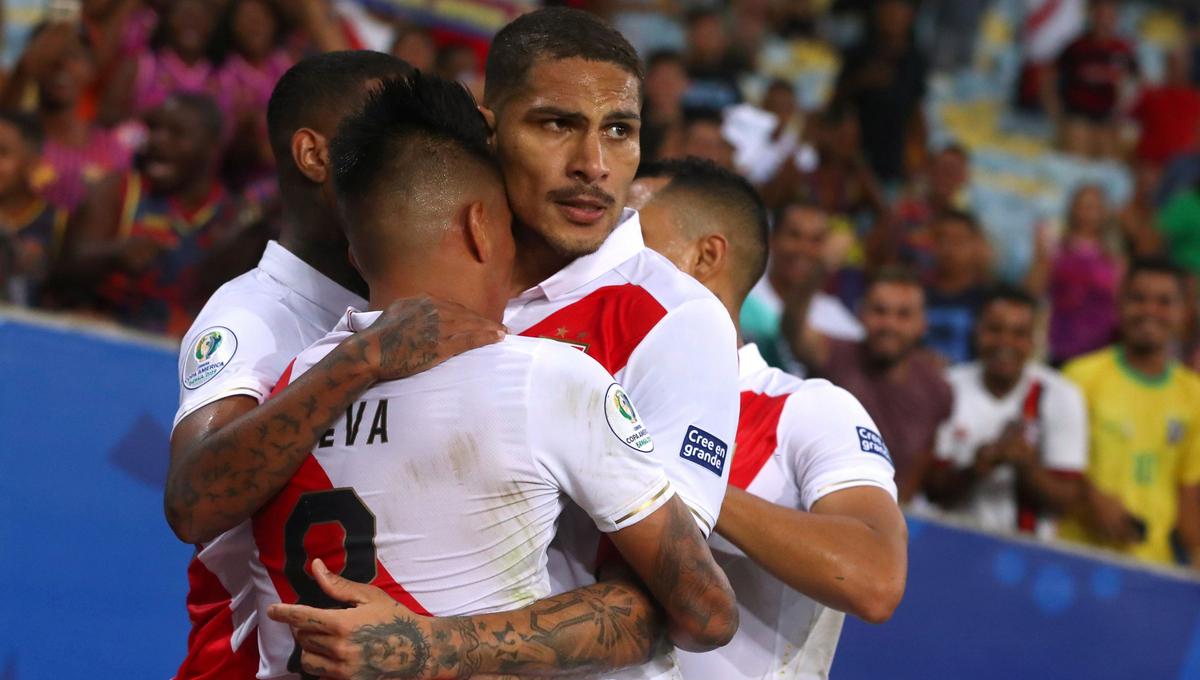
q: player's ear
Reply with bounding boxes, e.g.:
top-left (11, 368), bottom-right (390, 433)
top-left (463, 199), bottom-right (491, 264)
top-left (692, 233), bottom-right (728, 285)
top-left (291, 128), bottom-right (330, 184)
top-left (478, 105), bottom-right (497, 147)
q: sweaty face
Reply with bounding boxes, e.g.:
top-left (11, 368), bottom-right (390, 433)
top-left (976, 300), bottom-right (1035, 385)
top-left (634, 180), bottom-right (694, 275)
top-left (769, 206), bottom-right (827, 285)
top-left (1120, 272), bottom-right (1185, 354)
top-left (860, 282), bottom-right (925, 365)
top-left (491, 57), bottom-right (641, 259)
top-left (0, 123), bottom-right (33, 196)
top-left (142, 99), bottom-right (213, 193)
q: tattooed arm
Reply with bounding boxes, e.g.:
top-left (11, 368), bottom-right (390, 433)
top-left (165, 297), bottom-right (504, 543)
top-left (605, 495), bottom-right (738, 652)
top-left (270, 559), bottom-right (667, 680)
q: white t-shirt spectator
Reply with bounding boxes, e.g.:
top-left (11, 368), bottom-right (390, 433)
top-left (935, 361), bottom-right (1088, 538)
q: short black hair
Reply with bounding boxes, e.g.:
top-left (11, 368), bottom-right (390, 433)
top-left (484, 7), bottom-right (642, 108)
top-left (980, 284), bottom-right (1038, 315)
top-left (636, 156), bottom-right (769, 296)
top-left (683, 106), bottom-right (724, 130)
top-left (867, 267), bottom-right (923, 295)
top-left (165, 91), bottom-right (223, 140)
top-left (331, 71), bottom-right (494, 231)
top-left (772, 199), bottom-right (824, 233)
top-left (1124, 257), bottom-right (1188, 294)
top-left (267, 51), bottom-right (413, 173)
top-left (0, 110), bottom-right (44, 150)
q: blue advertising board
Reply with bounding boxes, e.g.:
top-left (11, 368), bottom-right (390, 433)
top-left (1, 312), bottom-right (1198, 679)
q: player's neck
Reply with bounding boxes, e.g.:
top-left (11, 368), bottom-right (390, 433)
top-left (1121, 344), bottom-right (1170, 379)
top-left (278, 198), bottom-right (369, 298)
top-left (368, 277), bottom-right (499, 323)
top-left (509, 226), bottom-right (575, 295)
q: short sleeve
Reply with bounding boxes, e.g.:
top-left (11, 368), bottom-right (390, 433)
top-left (620, 297), bottom-right (740, 536)
top-left (783, 382), bottom-right (898, 510)
top-left (526, 341), bottom-right (675, 534)
top-left (172, 305), bottom-right (297, 430)
top-left (1041, 377), bottom-right (1088, 473)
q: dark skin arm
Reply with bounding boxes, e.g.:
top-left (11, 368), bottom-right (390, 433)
top-left (269, 496), bottom-right (739, 678)
top-left (165, 297), bottom-right (505, 544)
top-left (271, 559), bottom-right (666, 680)
top-left (716, 485), bottom-right (906, 623)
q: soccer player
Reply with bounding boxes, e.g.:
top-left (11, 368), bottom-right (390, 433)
top-left (926, 287), bottom-right (1089, 538)
top-left (254, 72), bottom-right (736, 680)
top-left (1058, 259), bottom-right (1200, 568)
top-left (269, 9), bottom-right (741, 679)
top-left (635, 157), bottom-right (907, 678)
top-left (164, 53), bottom-right (505, 679)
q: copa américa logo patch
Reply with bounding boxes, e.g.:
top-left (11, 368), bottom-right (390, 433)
top-left (605, 383), bottom-right (654, 453)
top-left (182, 326), bottom-right (238, 390)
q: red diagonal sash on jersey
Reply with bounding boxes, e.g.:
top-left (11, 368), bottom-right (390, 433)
top-left (729, 391), bottom-right (790, 490)
top-left (518, 284), bottom-right (667, 374)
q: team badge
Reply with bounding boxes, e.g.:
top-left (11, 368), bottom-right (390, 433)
top-left (183, 326), bottom-right (238, 390)
top-left (1167, 419), bottom-right (1184, 446)
top-left (604, 383), bottom-right (653, 453)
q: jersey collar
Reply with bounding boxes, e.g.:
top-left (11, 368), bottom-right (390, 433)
top-left (258, 240), bottom-right (367, 317)
top-left (515, 208), bottom-right (645, 303)
top-left (738, 343), bottom-right (771, 380)
top-left (334, 309), bottom-right (381, 334)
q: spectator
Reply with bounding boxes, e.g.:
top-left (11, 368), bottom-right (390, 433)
top-left (833, 0), bottom-right (928, 184)
top-left (740, 201), bottom-right (864, 373)
top-left (1059, 259), bottom-right (1200, 569)
top-left (118, 0), bottom-right (221, 118)
top-left (784, 269), bottom-right (953, 503)
top-left (1053, 0), bottom-right (1138, 159)
top-left (642, 50), bottom-right (690, 162)
top-left (390, 26), bottom-right (436, 72)
top-left (434, 42), bottom-right (483, 99)
top-left (761, 102), bottom-right (886, 221)
top-left (0, 25), bottom-right (133, 212)
top-left (1039, 185), bottom-right (1122, 365)
top-left (0, 111), bottom-right (68, 306)
top-left (1130, 47), bottom-right (1200, 169)
top-left (676, 108), bottom-right (735, 171)
top-left (739, 78), bottom-right (803, 186)
top-left (57, 93), bottom-right (249, 336)
top-left (1157, 176), bottom-right (1200, 278)
top-left (926, 287), bottom-right (1088, 538)
top-left (682, 8), bottom-right (745, 111)
top-left (1119, 162), bottom-right (1165, 259)
top-left (870, 143), bottom-right (971, 274)
top-left (923, 209), bottom-right (990, 365)
top-left (214, 0), bottom-right (295, 189)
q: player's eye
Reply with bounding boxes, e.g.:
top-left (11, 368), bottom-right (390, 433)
top-left (543, 118), bottom-right (572, 133)
top-left (604, 123), bottom-right (633, 140)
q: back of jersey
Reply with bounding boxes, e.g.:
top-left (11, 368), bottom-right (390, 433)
top-left (252, 315), bottom-right (673, 679)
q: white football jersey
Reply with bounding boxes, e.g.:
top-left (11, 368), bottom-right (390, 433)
top-left (504, 209), bottom-right (740, 680)
top-left (935, 361), bottom-right (1087, 537)
top-left (251, 311), bottom-right (676, 680)
top-left (677, 344), bottom-right (897, 680)
top-left (172, 241), bottom-right (366, 679)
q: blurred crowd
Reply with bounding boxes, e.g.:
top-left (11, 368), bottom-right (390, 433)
top-left (1, 0), bottom-right (1198, 571)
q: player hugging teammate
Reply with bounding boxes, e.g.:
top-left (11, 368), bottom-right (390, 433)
top-left (165, 9), bottom-right (907, 680)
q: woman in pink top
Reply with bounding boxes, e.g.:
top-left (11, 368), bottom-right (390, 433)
top-left (1047, 185), bottom-right (1122, 364)
top-left (214, 0), bottom-right (294, 189)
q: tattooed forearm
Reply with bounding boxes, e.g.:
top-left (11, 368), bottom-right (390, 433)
top-left (343, 581), bottom-right (665, 680)
top-left (165, 298), bottom-right (453, 544)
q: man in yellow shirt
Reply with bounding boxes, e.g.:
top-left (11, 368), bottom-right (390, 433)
top-left (1060, 259), bottom-right (1200, 568)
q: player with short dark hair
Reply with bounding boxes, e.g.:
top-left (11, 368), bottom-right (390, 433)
top-left (161, 52), bottom-right (505, 680)
top-left (254, 72), bottom-right (735, 680)
top-left (270, 8), bottom-right (743, 679)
